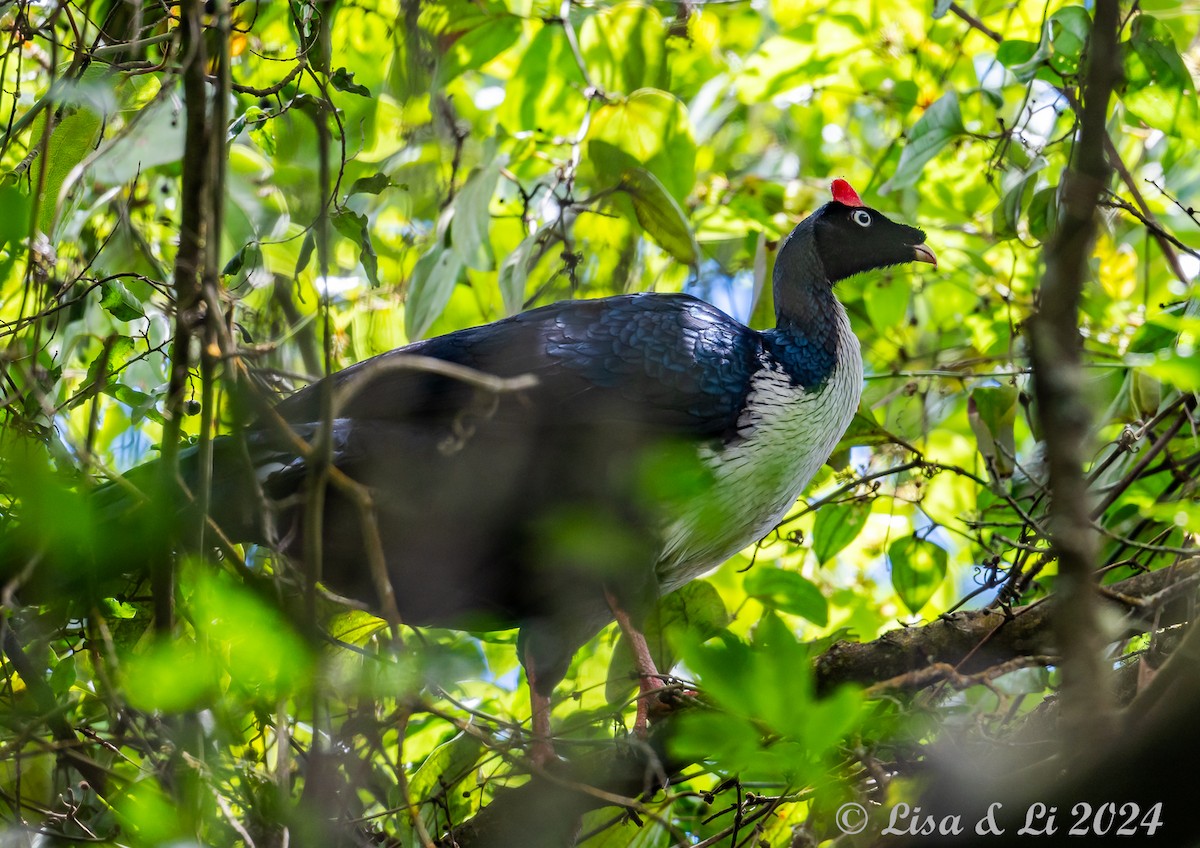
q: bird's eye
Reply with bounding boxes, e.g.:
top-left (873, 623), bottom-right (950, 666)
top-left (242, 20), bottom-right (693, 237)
top-left (852, 210), bottom-right (872, 227)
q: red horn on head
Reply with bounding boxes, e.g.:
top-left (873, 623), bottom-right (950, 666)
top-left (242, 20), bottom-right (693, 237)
top-left (831, 179), bottom-right (863, 207)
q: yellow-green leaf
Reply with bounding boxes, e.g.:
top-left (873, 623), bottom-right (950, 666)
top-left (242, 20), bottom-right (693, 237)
top-left (812, 499), bottom-right (873, 565)
top-left (580, 3), bottom-right (667, 95)
top-left (882, 91), bottom-right (963, 193)
top-left (589, 88), bottom-right (696, 202)
top-left (889, 536), bottom-right (949, 614)
top-left (620, 167), bottom-right (699, 265)
top-left (744, 568), bottom-right (828, 626)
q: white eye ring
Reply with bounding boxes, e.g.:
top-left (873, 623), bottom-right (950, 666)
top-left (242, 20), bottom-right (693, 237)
top-left (852, 209), bottom-right (872, 227)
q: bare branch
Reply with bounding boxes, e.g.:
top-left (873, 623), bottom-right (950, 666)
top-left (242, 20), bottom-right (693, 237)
top-left (1024, 0), bottom-right (1122, 753)
top-left (813, 559), bottom-right (1199, 694)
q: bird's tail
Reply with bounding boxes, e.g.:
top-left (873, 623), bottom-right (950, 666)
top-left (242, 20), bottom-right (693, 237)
top-left (93, 435), bottom-right (268, 540)
top-left (1, 433), bottom-right (267, 607)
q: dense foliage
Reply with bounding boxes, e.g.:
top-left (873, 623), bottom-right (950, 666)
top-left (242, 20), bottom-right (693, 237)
top-left (1, 0), bottom-right (1198, 845)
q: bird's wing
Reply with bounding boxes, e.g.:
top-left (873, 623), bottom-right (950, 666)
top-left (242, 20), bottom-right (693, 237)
top-left (272, 292), bottom-right (763, 442)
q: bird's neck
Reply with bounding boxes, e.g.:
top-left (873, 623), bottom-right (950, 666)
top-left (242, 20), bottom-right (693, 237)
top-left (772, 274), bottom-right (840, 333)
top-left (765, 225), bottom-right (846, 389)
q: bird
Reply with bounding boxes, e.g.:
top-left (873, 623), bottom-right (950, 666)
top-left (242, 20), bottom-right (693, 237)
top-left (8, 179), bottom-right (935, 764)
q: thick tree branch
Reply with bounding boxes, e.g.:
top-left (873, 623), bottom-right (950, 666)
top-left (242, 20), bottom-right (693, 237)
top-left (197, 0), bottom-right (233, 554)
top-left (439, 561), bottom-right (1199, 848)
top-left (156, 0), bottom-right (211, 634)
top-left (1024, 0), bottom-right (1121, 754)
top-left (892, 612), bottom-right (1200, 847)
top-left (814, 559), bottom-right (1198, 694)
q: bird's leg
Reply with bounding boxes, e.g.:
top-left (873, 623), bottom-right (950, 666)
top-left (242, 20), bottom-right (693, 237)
top-left (524, 646), bottom-right (557, 767)
top-left (604, 587), bottom-right (661, 737)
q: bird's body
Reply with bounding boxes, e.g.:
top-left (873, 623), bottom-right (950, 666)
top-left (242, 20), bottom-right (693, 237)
top-left (234, 288), bottom-right (865, 688)
top-left (659, 308), bottom-right (864, 589)
top-left (10, 180), bottom-right (933, 761)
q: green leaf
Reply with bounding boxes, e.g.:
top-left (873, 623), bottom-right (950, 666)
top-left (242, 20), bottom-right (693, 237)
top-left (331, 210), bottom-right (379, 287)
top-left (968, 384), bottom-right (1019, 480)
top-left (889, 536), bottom-right (949, 614)
top-left (812, 499), bottom-right (873, 565)
top-left (881, 91), bottom-right (963, 192)
top-left (892, 79), bottom-right (921, 112)
top-left (348, 173), bottom-right (392, 196)
top-left (90, 96), bottom-right (186, 186)
top-left (48, 654), bottom-right (76, 696)
top-left (227, 114), bottom-right (245, 145)
top-left (331, 67), bottom-right (371, 97)
top-left (229, 104), bottom-right (266, 141)
top-left (748, 613), bottom-right (820, 736)
top-left (360, 236), bottom-right (379, 289)
top-left (100, 281), bottom-right (145, 321)
top-left (681, 615), bottom-right (817, 732)
top-left (589, 88), bottom-right (696, 203)
top-left (663, 580), bottom-right (730, 637)
top-left (679, 633), bottom-right (755, 717)
top-left (499, 22), bottom-right (587, 136)
top-left (36, 106), bottom-right (103, 235)
top-left (327, 609), bottom-right (388, 647)
top-left (295, 231), bottom-right (316, 277)
top-left (451, 152), bottom-right (506, 271)
top-left (798, 683), bottom-right (863, 758)
top-left (250, 117), bottom-right (276, 156)
top-left (839, 408), bottom-right (905, 451)
top-left (221, 243), bottom-right (261, 277)
top-left (123, 639), bottom-right (216, 712)
top-left (1130, 370), bottom-right (1162, 419)
top-left (1121, 15), bottom-right (1198, 136)
top-left (1047, 6), bottom-right (1091, 76)
top-left (419, 639), bottom-right (488, 690)
top-left (0, 185), bottom-right (31, 248)
top-left (405, 246), bottom-right (464, 340)
top-left (996, 39), bottom-right (1044, 82)
top-left (580, 3), bottom-right (667, 95)
top-left (734, 36), bottom-right (826, 103)
top-left (115, 782), bottom-right (190, 845)
top-left (222, 245), bottom-right (247, 277)
top-left (1127, 15), bottom-right (1193, 91)
top-left (111, 384), bottom-right (164, 425)
top-left (498, 233), bottom-right (536, 316)
top-left (994, 160), bottom-right (1044, 239)
top-left (744, 568), bottom-right (828, 626)
top-left (970, 385), bottom-right (1019, 437)
top-left (192, 573), bottom-right (312, 695)
top-left (1026, 185), bottom-right (1058, 242)
top-left (619, 167), bottom-right (699, 265)
top-left (437, 13), bottom-right (522, 83)
top-left (404, 732), bottom-right (484, 834)
top-left (101, 597), bottom-right (139, 620)
top-left (672, 709), bottom-right (764, 777)
top-left (331, 209), bottom-right (365, 242)
top-left (1129, 314), bottom-right (1179, 355)
top-left (1144, 349), bottom-right (1200, 390)
top-left (996, 8), bottom-right (1088, 83)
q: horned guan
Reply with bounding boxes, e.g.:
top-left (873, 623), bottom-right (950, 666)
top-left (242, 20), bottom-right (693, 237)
top-left (10, 180), bottom-right (935, 762)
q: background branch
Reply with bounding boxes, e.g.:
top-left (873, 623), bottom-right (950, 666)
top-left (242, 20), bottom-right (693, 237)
top-left (1024, 0), bottom-right (1121, 755)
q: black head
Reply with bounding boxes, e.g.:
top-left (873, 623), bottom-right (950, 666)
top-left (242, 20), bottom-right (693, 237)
top-left (772, 180), bottom-right (935, 329)
top-left (811, 193), bottom-right (936, 284)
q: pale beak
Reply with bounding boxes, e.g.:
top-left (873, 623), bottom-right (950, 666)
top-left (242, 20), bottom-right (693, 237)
top-left (913, 244), bottom-right (938, 268)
